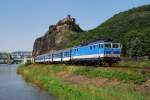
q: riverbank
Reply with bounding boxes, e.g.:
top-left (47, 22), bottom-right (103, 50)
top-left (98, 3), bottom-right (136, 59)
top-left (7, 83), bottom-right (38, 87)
top-left (17, 62), bottom-right (150, 100)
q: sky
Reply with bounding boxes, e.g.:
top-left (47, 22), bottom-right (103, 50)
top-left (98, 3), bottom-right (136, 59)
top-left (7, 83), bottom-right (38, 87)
top-left (0, 0), bottom-right (150, 52)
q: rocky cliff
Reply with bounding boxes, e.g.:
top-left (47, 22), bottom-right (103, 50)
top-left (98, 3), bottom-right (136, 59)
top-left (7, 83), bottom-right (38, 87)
top-left (33, 15), bottom-right (83, 56)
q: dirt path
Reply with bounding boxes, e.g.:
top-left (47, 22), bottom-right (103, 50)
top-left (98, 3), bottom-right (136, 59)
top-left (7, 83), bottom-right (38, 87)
top-left (56, 71), bottom-right (150, 95)
top-left (57, 71), bottom-right (120, 87)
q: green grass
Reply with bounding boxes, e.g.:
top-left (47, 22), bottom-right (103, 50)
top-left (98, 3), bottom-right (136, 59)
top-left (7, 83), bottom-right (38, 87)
top-left (17, 64), bottom-right (149, 100)
top-left (31, 64), bottom-right (148, 84)
top-left (119, 60), bottom-right (150, 68)
top-left (73, 66), bottom-right (147, 84)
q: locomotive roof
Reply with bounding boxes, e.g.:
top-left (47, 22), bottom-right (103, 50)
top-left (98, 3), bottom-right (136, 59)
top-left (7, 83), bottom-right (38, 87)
top-left (80, 38), bottom-right (113, 46)
top-left (73, 40), bottom-right (113, 48)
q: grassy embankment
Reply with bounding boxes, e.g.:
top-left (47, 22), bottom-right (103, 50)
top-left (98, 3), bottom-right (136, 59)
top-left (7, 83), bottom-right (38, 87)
top-left (17, 61), bottom-right (150, 100)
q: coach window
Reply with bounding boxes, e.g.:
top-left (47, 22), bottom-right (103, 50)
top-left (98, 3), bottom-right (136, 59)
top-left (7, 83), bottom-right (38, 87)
top-left (90, 46), bottom-right (92, 50)
top-left (65, 52), bottom-right (67, 56)
top-left (101, 44), bottom-right (104, 48)
top-left (68, 52), bottom-right (70, 56)
top-left (68, 52), bottom-right (69, 56)
top-left (93, 45), bottom-right (96, 49)
top-left (99, 44), bottom-right (101, 48)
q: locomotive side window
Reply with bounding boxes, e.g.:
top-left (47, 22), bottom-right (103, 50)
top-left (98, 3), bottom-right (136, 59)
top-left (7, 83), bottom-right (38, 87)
top-left (99, 44), bottom-right (104, 48)
top-left (104, 43), bottom-right (111, 48)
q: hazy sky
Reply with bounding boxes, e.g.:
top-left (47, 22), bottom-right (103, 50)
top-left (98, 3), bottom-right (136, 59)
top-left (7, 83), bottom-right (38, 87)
top-left (0, 0), bottom-right (150, 52)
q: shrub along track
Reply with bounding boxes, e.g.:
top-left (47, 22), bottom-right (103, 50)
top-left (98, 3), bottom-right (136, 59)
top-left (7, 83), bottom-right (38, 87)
top-left (17, 64), bottom-right (150, 100)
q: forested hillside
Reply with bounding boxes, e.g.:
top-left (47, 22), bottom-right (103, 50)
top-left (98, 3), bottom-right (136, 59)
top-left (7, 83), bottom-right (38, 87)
top-left (67, 5), bottom-right (150, 58)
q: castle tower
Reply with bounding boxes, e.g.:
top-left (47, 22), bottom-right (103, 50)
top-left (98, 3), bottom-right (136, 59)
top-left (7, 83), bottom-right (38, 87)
top-left (67, 14), bottom-right (71, 19)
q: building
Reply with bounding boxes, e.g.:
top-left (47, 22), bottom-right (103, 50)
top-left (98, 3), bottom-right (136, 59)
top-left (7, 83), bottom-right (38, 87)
top-left (0, 53), bottom-right (13, 64)
top-left (23, 57), bottom-right (34, 64)
top-left (11, 51), bottom-right (32, 63)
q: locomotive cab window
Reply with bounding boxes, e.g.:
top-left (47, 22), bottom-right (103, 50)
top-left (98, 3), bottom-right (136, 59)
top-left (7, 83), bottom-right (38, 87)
top-left (113, 43), bottom-right (120, 48)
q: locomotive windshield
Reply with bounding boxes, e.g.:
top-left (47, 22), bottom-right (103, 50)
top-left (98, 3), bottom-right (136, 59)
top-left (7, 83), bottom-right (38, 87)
top-left (113, 43), bottom-right (120, 48)
top-left (104, 43), bottom-right (120, 48)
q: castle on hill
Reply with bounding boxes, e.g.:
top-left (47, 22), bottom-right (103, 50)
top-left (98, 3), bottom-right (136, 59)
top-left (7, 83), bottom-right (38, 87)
top-left (33, 15), bottom-right (83, 56)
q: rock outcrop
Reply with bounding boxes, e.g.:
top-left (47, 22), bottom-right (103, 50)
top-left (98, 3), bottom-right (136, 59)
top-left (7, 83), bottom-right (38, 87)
top-left (33, 15), bottom-right (83, 56)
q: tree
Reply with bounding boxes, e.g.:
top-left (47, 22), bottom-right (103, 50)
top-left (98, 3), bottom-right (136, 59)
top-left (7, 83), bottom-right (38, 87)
top-left (141, 31), bottom-right (150, 60)
top-left (126, 31), bottom-right (143, 58)
top-left (126, 30), bottom-right (150, 60)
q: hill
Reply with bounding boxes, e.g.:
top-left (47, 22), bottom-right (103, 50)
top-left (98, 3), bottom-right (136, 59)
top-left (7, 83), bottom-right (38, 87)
top-left (33, 5), bottom-right (150, 58)
top-left (66, 5), bottom-right (150, 58)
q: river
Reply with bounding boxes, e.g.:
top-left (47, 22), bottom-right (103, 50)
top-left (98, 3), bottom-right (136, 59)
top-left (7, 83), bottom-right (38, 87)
top-left (0, 64), bottom-right (54, 100)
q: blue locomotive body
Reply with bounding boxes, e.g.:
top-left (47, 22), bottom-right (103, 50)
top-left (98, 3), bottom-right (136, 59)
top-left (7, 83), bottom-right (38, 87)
top-left (34, 40), bottom-right (121, 64)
